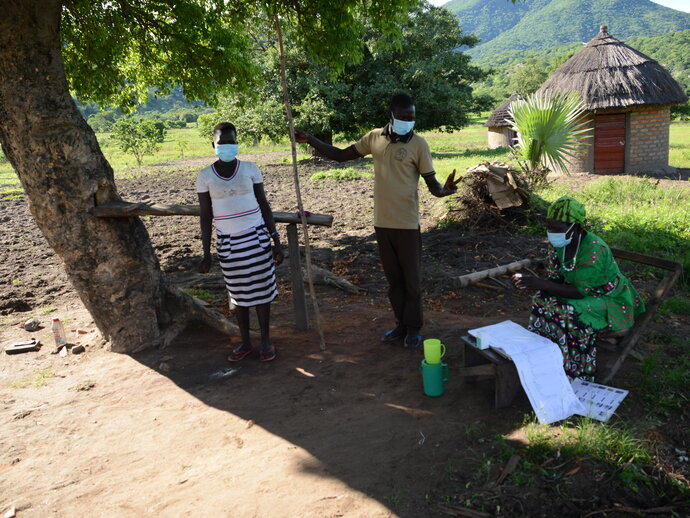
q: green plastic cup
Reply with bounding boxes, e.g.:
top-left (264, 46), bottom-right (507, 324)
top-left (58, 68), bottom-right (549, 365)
top-left (423, 338), bottom-right (446, 364)
top-left (420, 359), bottom-right (449, 397)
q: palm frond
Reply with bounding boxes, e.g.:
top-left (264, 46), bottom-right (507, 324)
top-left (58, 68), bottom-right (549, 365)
top-left (508, 91), bottom-right (590, 174)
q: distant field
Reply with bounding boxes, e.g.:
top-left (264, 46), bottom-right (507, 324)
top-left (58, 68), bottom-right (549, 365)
top-left (3, 116), bottom-right (687, 184)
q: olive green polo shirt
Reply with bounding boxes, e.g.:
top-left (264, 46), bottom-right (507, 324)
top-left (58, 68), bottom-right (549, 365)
top-left (354, 127), bottom-right (435, 229)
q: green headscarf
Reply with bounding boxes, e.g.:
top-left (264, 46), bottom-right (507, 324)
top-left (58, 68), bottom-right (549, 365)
top-left (547, 196), bottom-right (586, 224)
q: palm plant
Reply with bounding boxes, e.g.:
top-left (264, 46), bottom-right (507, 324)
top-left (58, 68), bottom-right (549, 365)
top-left (508, 91), bottom-right (590, 187)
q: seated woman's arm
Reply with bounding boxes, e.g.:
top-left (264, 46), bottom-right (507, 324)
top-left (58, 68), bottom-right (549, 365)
top-left (514, 275), bottom-right (584, 299)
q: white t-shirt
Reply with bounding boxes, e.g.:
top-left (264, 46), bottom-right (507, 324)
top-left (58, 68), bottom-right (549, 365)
top-left (196, 160), bottom-right (264, 234)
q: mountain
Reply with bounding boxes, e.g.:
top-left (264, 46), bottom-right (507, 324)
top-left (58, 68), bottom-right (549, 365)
top-left (444, 0), bottom-right (690, 59)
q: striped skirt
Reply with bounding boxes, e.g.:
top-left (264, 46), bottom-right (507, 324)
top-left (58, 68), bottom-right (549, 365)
top-left (216, 222), bottom-right (278, 307)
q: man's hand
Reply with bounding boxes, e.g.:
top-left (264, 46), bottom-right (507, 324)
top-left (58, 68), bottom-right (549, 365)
top-left (273, 245), bottom-right (284, 266)
top-left (440, 169), bottom-right (462, 196)
top-left (198, 256), bottom-right (212, 274)
top-left (294, 130), bottom-right (310, 144)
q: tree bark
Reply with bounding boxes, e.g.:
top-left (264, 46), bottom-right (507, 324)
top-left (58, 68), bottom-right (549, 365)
top-left (0, 1), bottom-right (236, 352)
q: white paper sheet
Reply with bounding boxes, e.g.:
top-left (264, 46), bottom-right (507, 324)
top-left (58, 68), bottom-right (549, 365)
top-left (571, 379), bottom-right (629, 422)
top-left (468, 320), bottom-right (586, 424)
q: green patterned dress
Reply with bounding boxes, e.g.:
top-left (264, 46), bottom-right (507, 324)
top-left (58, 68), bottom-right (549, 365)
top-left (528, 232), bottom-right (646, 381)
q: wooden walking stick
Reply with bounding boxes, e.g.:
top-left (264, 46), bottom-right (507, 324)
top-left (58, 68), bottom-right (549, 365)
top-left (274, 14), bottom-right (326, 351)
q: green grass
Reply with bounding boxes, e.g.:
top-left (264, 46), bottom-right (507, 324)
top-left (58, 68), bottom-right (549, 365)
top-left (309, 167), bottom-right (373, 181)
top-left (471, 417), bottom-right (668, 495)
top-left (11, 368), bottom-right (56, 388)
top-left (657, 295), bottom-right (690, 317)
top-left (669, 120), bottom-right (690, 169)
top-left (182, 288), bottom-right (215, 302)
top-left (638, 337), bottom-right (690, 415)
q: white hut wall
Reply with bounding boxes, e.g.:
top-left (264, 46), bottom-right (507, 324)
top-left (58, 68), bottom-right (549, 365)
top-left (627, 106), bottom-right (672, 174)
top-left (487, 127), bottom-right (513, 149)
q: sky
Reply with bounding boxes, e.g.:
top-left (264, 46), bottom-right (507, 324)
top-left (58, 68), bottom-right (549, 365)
top-left (428, 0), bottom-right (690, 14)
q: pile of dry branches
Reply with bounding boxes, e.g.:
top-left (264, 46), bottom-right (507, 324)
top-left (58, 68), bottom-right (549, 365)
top-left (447, 161), bottom-right (532, 229)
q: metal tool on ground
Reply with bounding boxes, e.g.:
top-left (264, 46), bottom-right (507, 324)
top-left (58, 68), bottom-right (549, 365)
top-left (5, 338), bottom-right (40, 354)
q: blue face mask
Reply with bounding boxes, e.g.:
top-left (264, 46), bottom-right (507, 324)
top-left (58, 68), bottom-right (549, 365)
top-left (547, 222), bottom-right (575, 248)
top-left (391, 116), bottom-right (415, 136)
top-left (215, 143), bottom-right (238, 162)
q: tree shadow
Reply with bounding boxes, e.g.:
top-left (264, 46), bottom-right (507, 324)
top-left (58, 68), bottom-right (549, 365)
top-left (132, 313), bottom-right (533, 517)
top-left (140, 225), bottom-right (551, 516)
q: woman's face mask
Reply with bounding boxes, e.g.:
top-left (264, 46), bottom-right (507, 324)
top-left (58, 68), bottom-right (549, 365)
top-left (215, 143), bottom-right (239, 162)
top-left (547, 222), bottom-right (575, 248)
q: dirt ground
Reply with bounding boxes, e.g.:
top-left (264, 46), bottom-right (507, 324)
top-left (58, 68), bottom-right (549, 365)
top-left (1, 153), bottom-right (688, 517)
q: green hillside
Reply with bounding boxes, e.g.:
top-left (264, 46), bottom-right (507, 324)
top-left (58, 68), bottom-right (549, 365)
top-left (444, 0), bottom-right (690, 59)
top-left (473, 29), bottom-right (690, 103)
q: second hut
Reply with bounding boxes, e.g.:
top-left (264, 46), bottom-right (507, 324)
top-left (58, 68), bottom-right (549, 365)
top-left (485, 93), bottom-right (524, 149)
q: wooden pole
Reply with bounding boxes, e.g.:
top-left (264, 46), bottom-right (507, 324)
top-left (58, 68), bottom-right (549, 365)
top-left (274, 14), bottom-right (326, 350)
top-left (601, 249), bottom-right (683, 383)
top-left (287, 223), bottom-right (309, 331)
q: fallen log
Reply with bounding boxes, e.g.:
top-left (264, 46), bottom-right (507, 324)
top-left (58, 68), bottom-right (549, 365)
top-left (457, 258), bottom-right (542, 288)
top-left (303, 264), bottom-right (359, 294)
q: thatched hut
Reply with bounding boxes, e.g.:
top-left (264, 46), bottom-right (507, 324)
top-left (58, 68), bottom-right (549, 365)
top-left (484, 93), bottom-right (524, 149)
top-left (538, 26), bottom-right (688, 174)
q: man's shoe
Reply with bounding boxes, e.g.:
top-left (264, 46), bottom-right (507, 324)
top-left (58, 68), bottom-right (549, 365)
top-left (381, 328), bottom-right (406, 343)
top-left (404, 334), bottom-right (423, 350)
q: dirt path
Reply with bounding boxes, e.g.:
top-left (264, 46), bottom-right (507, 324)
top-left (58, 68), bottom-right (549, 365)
top-left (1, 155), bottom-right (687, 517)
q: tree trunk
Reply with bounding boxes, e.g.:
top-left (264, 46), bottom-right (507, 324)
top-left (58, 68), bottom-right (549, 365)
top-left (0, 1), bottom-right (236, 352)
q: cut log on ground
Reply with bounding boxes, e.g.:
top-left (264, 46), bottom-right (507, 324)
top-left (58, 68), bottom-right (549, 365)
top-left (457, 258), bottom-right (542, 288)
top-left (302, 264), bottom-right (360, 294)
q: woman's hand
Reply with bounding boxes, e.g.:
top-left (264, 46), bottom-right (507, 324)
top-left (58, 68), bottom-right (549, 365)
top-left (273, 245), bottom-right (284, 266)
top-left (512, 274), bottom-right (545, 291)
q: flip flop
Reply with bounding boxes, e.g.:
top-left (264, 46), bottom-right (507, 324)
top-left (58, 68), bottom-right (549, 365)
top-left (228, 346), bottom-right (252, 363)
top-left (259, 345), bottom-right (277, 363)
top-left (404, 335), bottom-right (423, 350)
top-left (381, 329), bottom-right (406, 343)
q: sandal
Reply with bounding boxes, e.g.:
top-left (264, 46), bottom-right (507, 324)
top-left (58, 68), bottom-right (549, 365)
top-left (259, 345), bottom-right (277, 363)
top-left (381, 328), bottom-right (406, 343)
top-left (228, 345), bottom-right (252, 362)
top-left (404, 335), bottom-right (423, 350)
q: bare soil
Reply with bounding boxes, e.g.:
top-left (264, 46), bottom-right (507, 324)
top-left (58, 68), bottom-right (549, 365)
top-left (1, 153), bottom-right (688, 517)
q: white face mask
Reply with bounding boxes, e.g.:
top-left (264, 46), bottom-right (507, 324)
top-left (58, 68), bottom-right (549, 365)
top-left (215, 143), bottom-right (238, 162)
top-left (391, 115), bottom-right (415, 136)
top-left (547, 222), bottom-right (575, 248)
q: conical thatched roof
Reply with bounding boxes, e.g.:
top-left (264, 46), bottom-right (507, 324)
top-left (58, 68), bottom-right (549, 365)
top-left (538, 26), bottom-right (688, 111)
top-left (484, 93), bottom-right (524, 127)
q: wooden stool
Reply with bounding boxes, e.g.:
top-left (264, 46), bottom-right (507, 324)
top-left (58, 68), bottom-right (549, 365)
top-left (460, 335), bottom-right (522, 408)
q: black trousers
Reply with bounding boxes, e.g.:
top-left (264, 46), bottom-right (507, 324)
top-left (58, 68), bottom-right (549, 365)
top-left (374, 226), bottom-right (423, 332)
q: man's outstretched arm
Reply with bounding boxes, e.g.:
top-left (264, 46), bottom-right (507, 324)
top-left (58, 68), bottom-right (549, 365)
top-left (295, 131), bottom-right (361, 162)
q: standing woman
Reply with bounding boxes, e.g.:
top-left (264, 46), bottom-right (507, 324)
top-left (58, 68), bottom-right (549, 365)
top-left (513, 196), bottom-right (645, 381)
top-left (197, 122), bottom-right (283, 362)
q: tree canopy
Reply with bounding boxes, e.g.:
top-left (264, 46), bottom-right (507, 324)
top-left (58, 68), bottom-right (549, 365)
top-left (61, 0), bottom-right (417, 110)
top-left (199, 2), bottom-right (489, 142)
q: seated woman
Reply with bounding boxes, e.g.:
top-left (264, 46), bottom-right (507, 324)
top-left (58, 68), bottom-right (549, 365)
top-left (513, 196), bottom-right (645, 381)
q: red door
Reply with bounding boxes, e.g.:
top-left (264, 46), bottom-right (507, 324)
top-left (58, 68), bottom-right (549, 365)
top-left (594, 114), bottom-right (626, 174)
